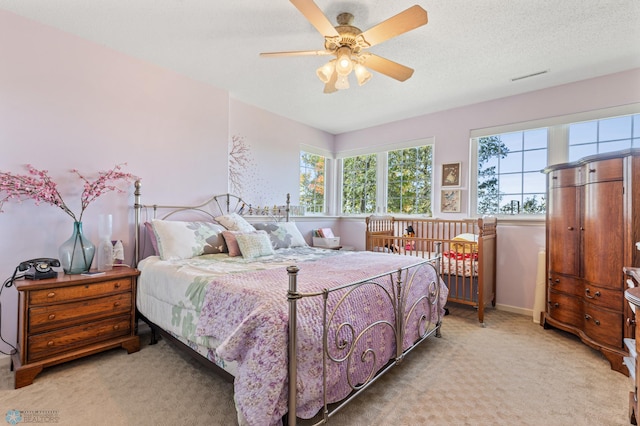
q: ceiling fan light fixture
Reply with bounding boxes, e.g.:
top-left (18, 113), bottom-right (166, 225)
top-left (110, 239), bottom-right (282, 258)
top-left (354, 63), bottom-right (372, 86)
top-left (335, 47), bottom-right (354, 76)
top-left (335, 73), bottom-right (350, 90)
top-left (316, 60), bottom-right (336, 83)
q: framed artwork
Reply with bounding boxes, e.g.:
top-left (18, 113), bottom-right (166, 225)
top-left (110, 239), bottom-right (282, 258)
top-left (442, 162), bottom-right (461, 187)
top-left (441, 190), bottom-right (461, 213)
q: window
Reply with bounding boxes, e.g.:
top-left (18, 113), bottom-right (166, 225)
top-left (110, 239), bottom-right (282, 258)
top-left (569, 114), bottom-right (640, 161)
top-left (472, 107), bottom-right (640, 217)
top-left (476, 129), bottom-right (547, 215)
top-left (387, 145), bottom-right (433, 215)
top-left (339, 140), bottom-right (434, 215)
top-left (342, 154), bottom-right (377, 214)
top-left (299, 151), bottom-right (325, 214)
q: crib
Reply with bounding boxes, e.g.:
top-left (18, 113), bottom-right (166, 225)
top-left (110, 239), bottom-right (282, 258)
top-left (366, 215), bottom-right (497, 324)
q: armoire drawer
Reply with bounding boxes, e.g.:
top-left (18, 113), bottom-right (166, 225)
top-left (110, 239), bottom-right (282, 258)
top-left (548, 290), bottom-right (583, 328)
top-left (583, 303), bottom-right (623, 349)
top-left (548, 274), bottom-right (581, 297)
top-left (583, 158), bottom-right (623, 184)
top-left (582, 284), bottom-right (623, 311)
top-left (549, 167), bottom-right (579, 188)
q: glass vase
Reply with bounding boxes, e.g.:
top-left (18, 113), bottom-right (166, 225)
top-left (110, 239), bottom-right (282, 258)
top-left (58, 221), bottom-right (96, 274)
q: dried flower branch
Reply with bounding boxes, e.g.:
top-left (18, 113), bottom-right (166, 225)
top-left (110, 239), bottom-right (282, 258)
top-left (0, 164), bottom-right (138, 222)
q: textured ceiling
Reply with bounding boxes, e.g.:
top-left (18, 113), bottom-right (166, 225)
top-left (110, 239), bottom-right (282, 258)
top-left (1, 0), bottom-right (639, 134)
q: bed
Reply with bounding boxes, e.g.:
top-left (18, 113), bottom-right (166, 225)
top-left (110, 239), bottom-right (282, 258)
top-left (132, 181), bottom-right (448, 426)
top-left (365, 215), bottom-right (497, 325)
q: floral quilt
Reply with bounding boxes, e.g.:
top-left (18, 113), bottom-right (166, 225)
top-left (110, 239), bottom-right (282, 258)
top-left (195, 251), bottom-right (447, 426)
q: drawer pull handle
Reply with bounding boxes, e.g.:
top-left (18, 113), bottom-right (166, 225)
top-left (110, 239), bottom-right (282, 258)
top-left (113, 325), bottom-right (120, 330)
top-left (589, 168), bottom-right (596, 173)
top-left (47, 341), bottom-right (54, 347)
top-left (584, 288), bottom-right (601, 299)
top-left (548, 301), bottom-right (559, 308)
top-left (567, 226), bottom-right (574, 231)
top-left (48, 314), bottom-right (56, 320)
top-left (113, 302), bottom-right (120, 307)
top-left (114, 283), bottom-right (121, 288)
top-left (47, 292), bottom-right (55, 298)
top-left (628, 317), bottom-right (636, 327)
top-left (584, 314), bottom-right (601, 326)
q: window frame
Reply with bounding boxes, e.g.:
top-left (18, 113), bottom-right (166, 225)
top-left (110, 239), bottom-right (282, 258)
top-left (337, 137), bottom-right (435, 216)
top-left (470, 104), bottom-right (640, 219)
top-left (299, 144), bottom-right (333, 215)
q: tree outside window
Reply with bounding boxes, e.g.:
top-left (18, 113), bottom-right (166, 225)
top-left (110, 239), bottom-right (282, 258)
top-left (477, 130), bottom-right (547, 215)
top-left (299, 152), bottom-right (325, 214)
top-left (387, 145), bottom-right (432, 215)
top-left (342, 154), bottom-right (377, 214)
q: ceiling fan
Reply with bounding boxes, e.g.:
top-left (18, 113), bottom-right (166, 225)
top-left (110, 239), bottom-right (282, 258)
top-left (260, 0), bottom-right (428, 93)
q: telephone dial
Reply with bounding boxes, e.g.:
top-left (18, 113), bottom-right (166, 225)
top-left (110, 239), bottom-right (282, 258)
top-left (19, 258), bottom-right (60, 280)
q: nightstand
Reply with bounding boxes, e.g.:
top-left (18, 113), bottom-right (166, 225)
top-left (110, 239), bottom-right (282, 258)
top-left (10, 267), bottom-right (140, 388)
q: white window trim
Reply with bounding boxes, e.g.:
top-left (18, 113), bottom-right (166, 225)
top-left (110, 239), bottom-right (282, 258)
top-left (300, 144), bottom-right (334, 215)
top-left (469, 103), bottom-right (640, 218)
top-left (337, 137), bottom-right (435, 216)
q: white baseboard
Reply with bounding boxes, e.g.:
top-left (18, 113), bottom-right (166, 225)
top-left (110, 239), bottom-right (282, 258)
top-left (495, 303), bottom-right (534, 319)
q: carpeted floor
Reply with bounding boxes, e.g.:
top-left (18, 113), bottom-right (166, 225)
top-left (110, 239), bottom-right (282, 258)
top-left (0, 305), bottom-right (631, 425)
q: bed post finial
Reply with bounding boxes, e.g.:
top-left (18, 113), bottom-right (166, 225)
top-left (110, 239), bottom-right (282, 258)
top-left (286, 193), bottom-right (290, 222)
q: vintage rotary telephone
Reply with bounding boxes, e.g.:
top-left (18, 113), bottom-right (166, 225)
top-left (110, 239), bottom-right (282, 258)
top-left (18, 258), bottom-right (60, 280)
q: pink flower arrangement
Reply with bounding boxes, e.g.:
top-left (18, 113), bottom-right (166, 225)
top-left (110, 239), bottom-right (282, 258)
top-left (0, 163), bottom-right (138, 222)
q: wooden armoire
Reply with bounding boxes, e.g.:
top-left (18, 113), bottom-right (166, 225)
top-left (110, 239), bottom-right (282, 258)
top-left (542, 149), bottom-right (640, 374)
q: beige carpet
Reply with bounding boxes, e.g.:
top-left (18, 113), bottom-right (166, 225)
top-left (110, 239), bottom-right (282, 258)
top-left (0, 305), bottom-right (631, 426)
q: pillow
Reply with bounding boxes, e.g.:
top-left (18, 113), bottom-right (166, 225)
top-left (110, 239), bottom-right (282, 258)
top-left (151, 220), bottom-right (227, 260)
top-left (144, 222), bottom-right (159, 255)
top-left (221, 230), bottom-right (242, 257)
top-left (253, 222), bottom-right (307, 249)
top-left (451, 233), bottom-right (478, 254)
top-left (235, 231), bottom-right (275, 260)
top-left (215, 213), bottom-right (255, 232)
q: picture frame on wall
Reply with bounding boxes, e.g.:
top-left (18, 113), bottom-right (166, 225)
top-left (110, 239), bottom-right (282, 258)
top-left (441, 189), bottom-right (461, 213)
top-left (442, 162), bottom-right (461, 187)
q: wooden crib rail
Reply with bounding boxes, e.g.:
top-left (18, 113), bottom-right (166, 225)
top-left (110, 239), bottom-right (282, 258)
top-left (365, 215), bottom-right (497, 324)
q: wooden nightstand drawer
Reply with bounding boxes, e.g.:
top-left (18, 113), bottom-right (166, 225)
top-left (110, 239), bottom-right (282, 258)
top-left (29, 278), bottom-right (132, 305)
top-left (27, 315), bottom-right (131, 363)
top-left (29, 293), bottom-right (132, 333)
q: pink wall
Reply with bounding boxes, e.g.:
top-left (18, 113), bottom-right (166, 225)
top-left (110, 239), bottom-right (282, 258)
top-left (0, 11), bottom-right (232, 353)
top-left (1, 9), bottom-right (639, 354)
top-left (334, 68), bottom-right (640, 315)
top-left (228, 99), bottom-right (334, 206)
top-left (0, 10), bottom-right (335, 353)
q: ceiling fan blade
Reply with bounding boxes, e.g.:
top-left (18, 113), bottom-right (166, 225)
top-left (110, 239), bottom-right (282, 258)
top-left (359, 53), bottom-right (414, 82)
top-left (324, 70), bottom-right (338, 94)
top-left (358, 5), bottom-right (428, 48)
top-left (290, 0), bottom-right (340, 38)
top-left (260, 49), bottom-right (332, 57)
